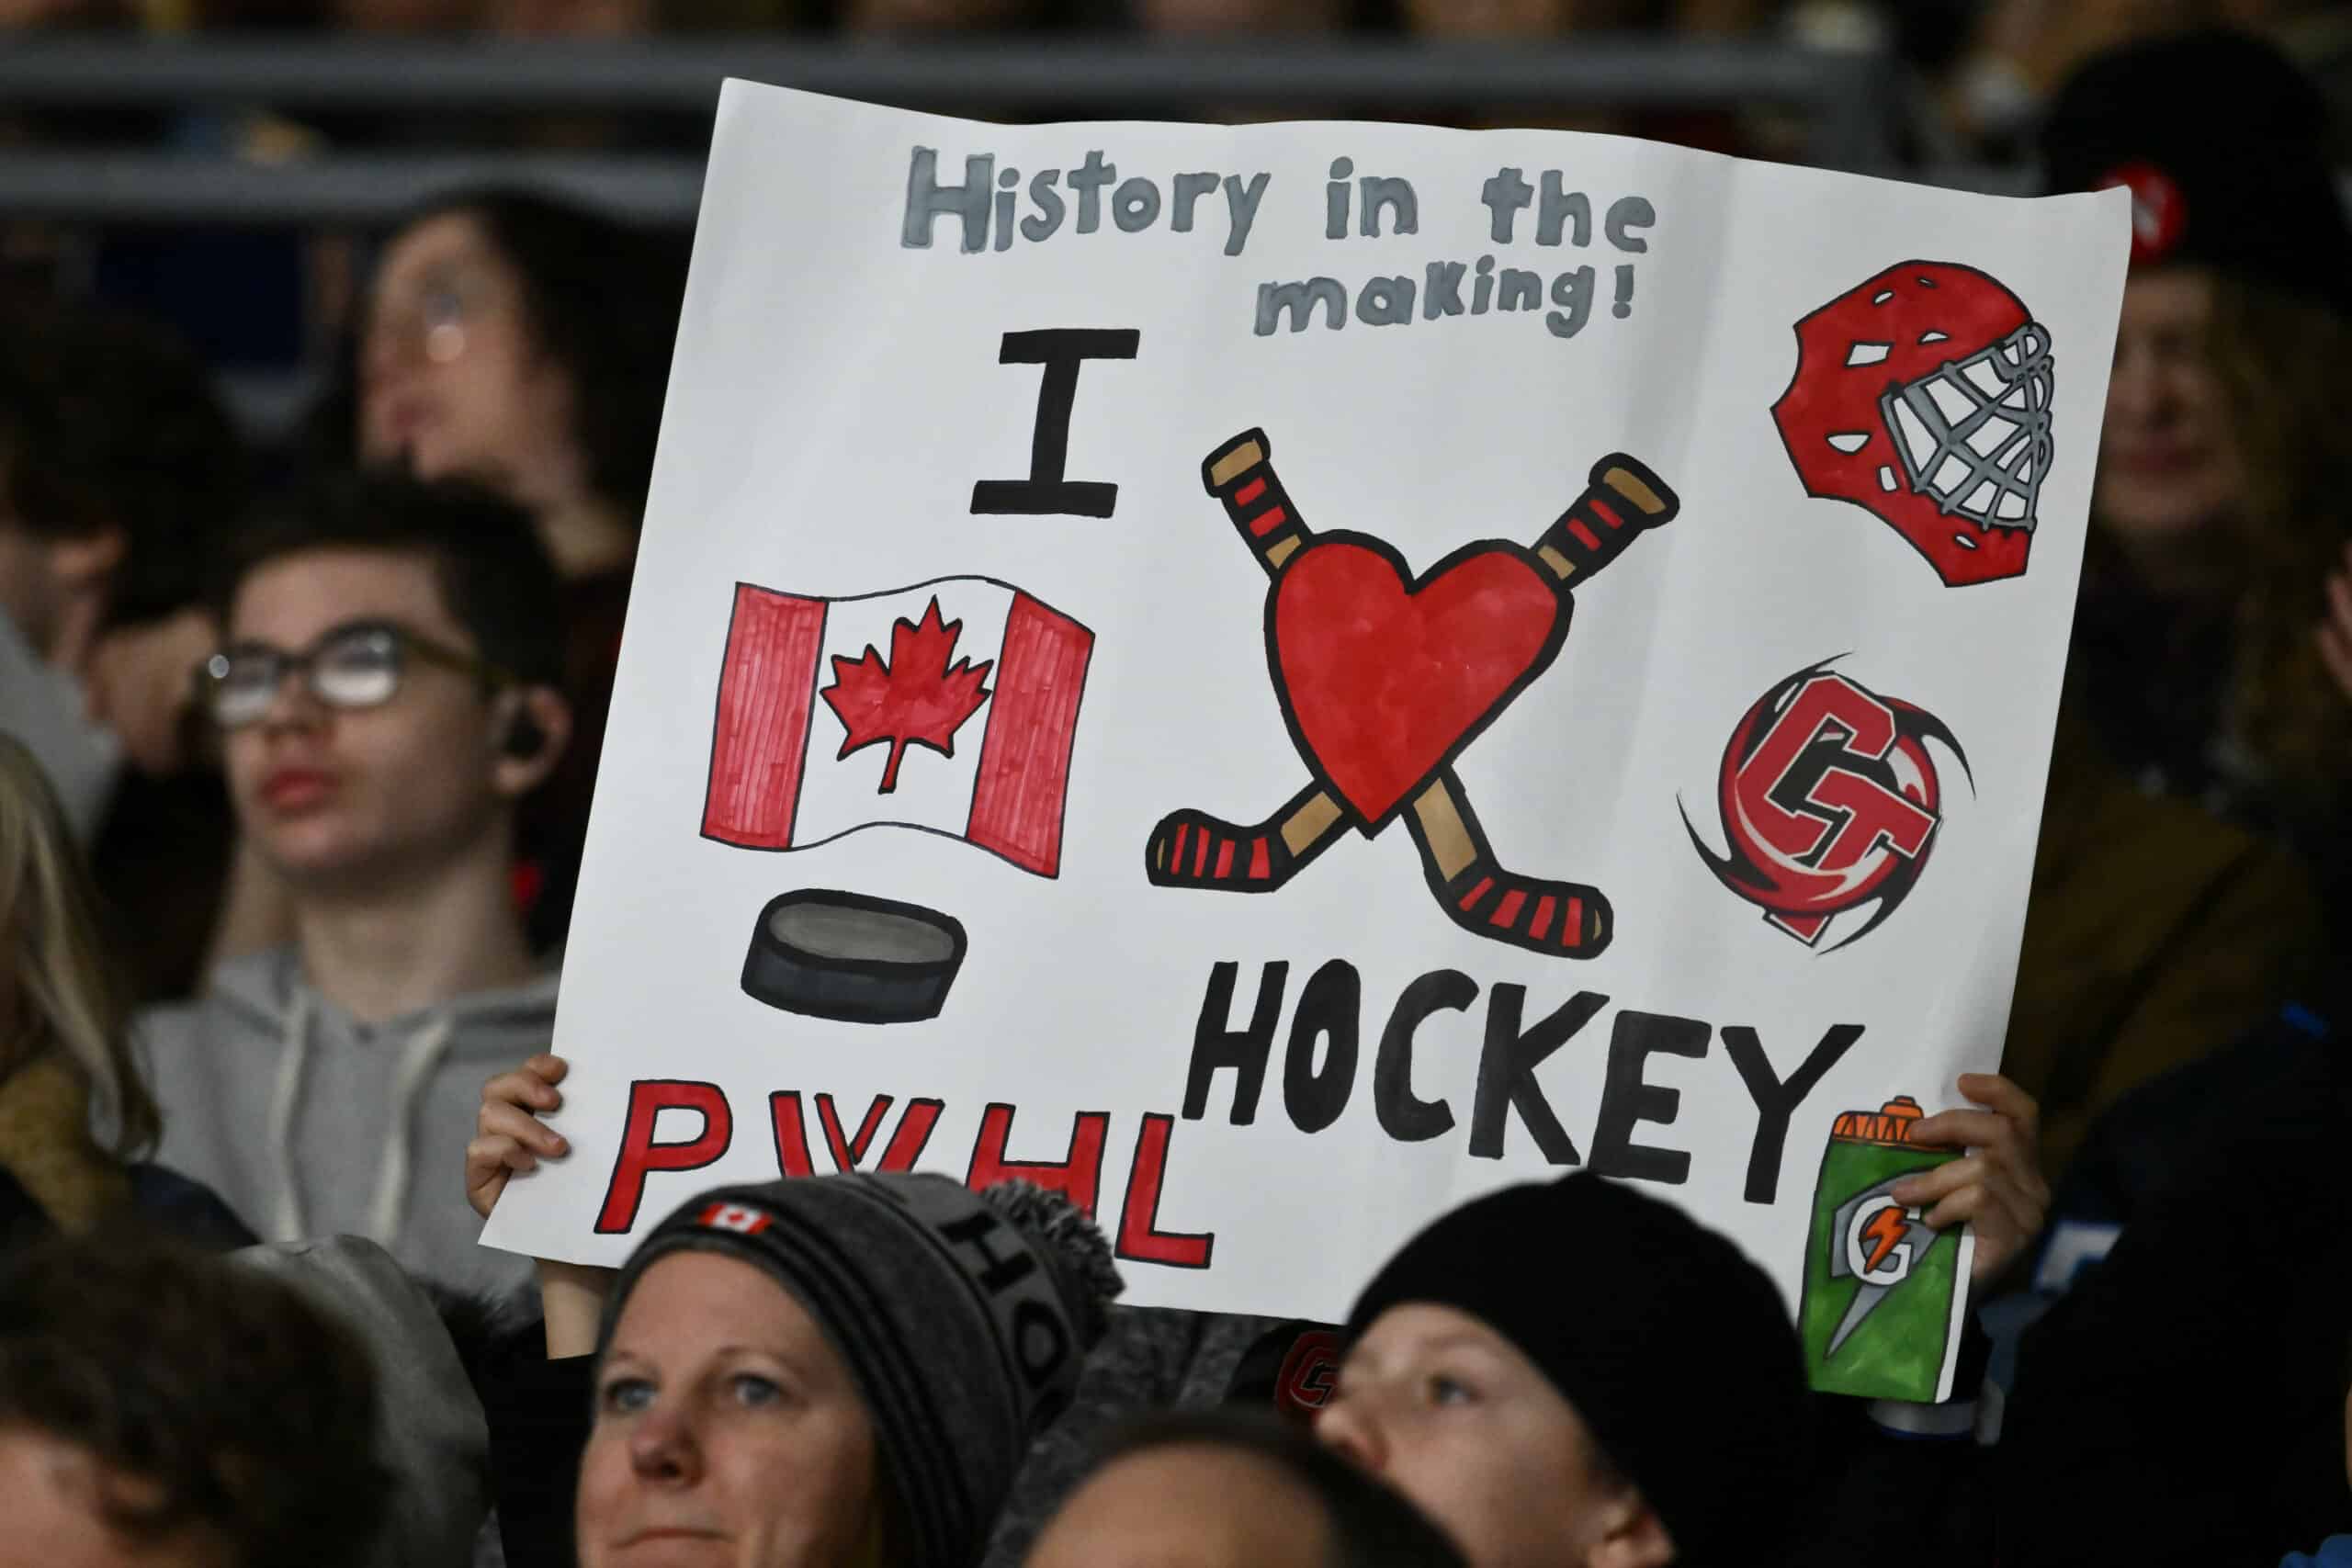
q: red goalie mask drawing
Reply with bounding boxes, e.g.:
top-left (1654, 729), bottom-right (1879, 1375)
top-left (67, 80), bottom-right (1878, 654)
top-left (1772, 261), bottom-right (2053, 587)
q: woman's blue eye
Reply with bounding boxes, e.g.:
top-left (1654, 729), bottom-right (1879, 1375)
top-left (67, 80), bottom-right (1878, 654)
top-left (599, 1378), bottom-right (655, 1415)
top-left (1430, 1375), bottom-right (1476, 1406)
top-left (731, 1374), bottom-right (783, 1408)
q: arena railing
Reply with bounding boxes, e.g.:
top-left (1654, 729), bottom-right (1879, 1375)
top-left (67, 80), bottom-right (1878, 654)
top-left (0, 33), bottom-right (1904, 225)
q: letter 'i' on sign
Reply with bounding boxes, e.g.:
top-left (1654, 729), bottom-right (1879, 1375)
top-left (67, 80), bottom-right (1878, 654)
top-left (972, 328), bottom-right (1140, 518)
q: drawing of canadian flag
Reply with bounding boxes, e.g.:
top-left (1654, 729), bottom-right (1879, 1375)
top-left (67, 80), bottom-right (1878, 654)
top-left (702, 577), bottom-right (1095, 877)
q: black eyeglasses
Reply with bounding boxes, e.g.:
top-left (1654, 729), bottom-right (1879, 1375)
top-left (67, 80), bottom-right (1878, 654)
top-left (196, 619), bottom-right (511, 729)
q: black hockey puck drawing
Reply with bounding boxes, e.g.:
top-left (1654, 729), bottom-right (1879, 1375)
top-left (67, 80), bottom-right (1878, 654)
top-left (741, 889), bottom-right (968, 1024)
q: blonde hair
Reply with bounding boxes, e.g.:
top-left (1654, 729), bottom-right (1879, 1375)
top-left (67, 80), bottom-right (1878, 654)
top-left (0, 734), bottom-right (159, 1157)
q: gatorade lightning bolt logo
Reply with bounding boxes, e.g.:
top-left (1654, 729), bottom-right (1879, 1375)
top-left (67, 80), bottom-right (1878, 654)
top-left (1826, 1178), bottom-right (1928, 1356)
top-left (1680, 662), bottom-right (1970, 951)
top-left (1859, 1202), bottom-right (1912, 1275)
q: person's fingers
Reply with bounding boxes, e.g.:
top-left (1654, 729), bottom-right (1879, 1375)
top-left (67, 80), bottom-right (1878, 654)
top-left (477, 1100), bottom-right (568, 1156)
top-left (483, 1067), bottom-right (563, 1114)
top-left (1928, 1182), bottom-right (2023, 1254)
top-left (527, 1053), bottom-right (570, 1084)
top-left (1961, 1158), bottom-right (2041, 1231)
top-left (1893, 1152), bottom-right (2046, 1269)
top-left (470, 1132), bottom-right (538, 1176)
top-left (1890, 1154), bottom-right (1981, 1208)
top-left (1953, 1072), bottom-right (2041, 1142)
top-left (1919, 1180), bottom-right (1997, 1237)
top-left (1907, 1107), bottom-right (2017, 1154)
top-left (464, 1134), bottom-right (521, 1219)
top-left (1923, 1172), bottom-right (2045, 1283)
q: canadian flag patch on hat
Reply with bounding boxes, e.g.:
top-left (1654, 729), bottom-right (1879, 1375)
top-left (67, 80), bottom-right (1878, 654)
top-left (2097, 162), bottom-right (2187, 265)
top-left (698, 1201), bottom-right (775, 1235)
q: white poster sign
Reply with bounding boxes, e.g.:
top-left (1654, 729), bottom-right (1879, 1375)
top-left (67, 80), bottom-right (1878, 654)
top-left (485, 81), bottom-right (2129, 1401)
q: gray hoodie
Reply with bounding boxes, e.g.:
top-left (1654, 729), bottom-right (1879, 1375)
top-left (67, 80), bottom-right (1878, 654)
top-left (140, 947), bottom-right (550, 1302)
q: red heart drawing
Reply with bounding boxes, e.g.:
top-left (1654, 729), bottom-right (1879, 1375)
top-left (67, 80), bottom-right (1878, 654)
top-left (1271, 538), bottom-right (1561, 826)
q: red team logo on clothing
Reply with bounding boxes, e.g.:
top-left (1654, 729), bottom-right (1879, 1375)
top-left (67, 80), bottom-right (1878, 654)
top-left (1680, 663), bottom-right (1969, 951)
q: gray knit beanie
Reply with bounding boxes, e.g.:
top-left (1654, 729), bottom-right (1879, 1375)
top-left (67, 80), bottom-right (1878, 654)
top-left (598, 1173), bottom-right (1123, 1568)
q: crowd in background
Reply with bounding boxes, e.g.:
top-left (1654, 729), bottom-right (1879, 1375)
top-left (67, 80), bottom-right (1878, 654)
top-left (2, 6), bottom-right (2350, 1568)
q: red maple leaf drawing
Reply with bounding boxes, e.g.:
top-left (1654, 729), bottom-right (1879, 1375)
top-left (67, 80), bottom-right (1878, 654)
top-left (820, 597), bottom-right (994, 794)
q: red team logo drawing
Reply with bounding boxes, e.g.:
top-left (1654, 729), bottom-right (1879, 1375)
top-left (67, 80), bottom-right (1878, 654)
top-left (1680, 663), bottom-right (1969, 951)
top-left (1772, 261), bottom-right (2053, 588)
top-left (1145, 428), bottom-right (1678, 959)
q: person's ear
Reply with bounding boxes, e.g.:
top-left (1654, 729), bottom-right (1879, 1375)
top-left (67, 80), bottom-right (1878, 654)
top-left (1582, 1489), bottom-right (1674, 1568)
top-left (489, 685), bottom-right (571, 798)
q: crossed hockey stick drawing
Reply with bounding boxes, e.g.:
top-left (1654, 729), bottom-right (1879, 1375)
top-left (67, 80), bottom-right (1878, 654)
top-left (1145, 428), bottom-right (1679, 960)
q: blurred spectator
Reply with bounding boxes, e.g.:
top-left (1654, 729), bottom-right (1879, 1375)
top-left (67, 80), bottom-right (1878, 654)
top-left (2002, 701), bottom-right (2322, 1179)
top-left (0, 734), bottom-right (153, 1231)
top-left (2040, 29), bottom-right (2352, 931)
top-left (0, 734), bottom-right (253, 1250)
top-left (0, 299), bottom-right (254, 1003)
top-left (140, 472), bottom-right (571, 1300)
top-left (0, 299), bottom-right (246, 778)
top-left (356, 191), bottom-right (667, 577)
top-left (351, 187), bottom-right (684, 949)
top-left (0, 1230), bottom-right (389, 1568)
top-left (1026, 1408), bottom-right (1467, 1568)
top-left (983, 1300), bottom-right (1279, 1567)
top-left (1944, 1), bottom-right (2348, 152)
top-left (1998, 974), bottom-right (2351, 1566)
top-left (1945, 0), bottom-right (2202, 152)
top-left (231, 1235), bottom-right (494, 1568)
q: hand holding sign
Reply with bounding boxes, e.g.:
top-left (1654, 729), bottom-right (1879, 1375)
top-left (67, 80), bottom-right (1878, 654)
top-left (1895, 1072), bottom-right (2050, 1287)
top-left (468, 1054), bottom-right (571, 1222)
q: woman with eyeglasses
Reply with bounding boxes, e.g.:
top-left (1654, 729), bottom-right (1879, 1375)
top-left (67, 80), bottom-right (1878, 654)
top-left (355, 188), bottom-right (681, 584)
top-left (357, 189), bottom-right (685, 955)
